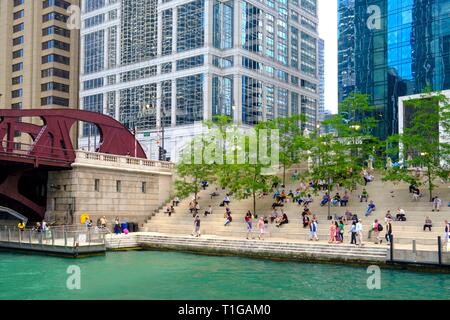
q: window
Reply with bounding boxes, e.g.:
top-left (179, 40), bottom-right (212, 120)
top-left (42, 54), bottom-right (70, 65)
top-left (42, 26), bottom-right (70, 37)
top-left (177, 0), bottom-right (205, 52)
top-left (12, 89), bottom-right (23, 98)
top-left (141, 182), bottom-right (147, 193)
top-left (176, 55), bottom-right (204, 71)
top-left (116, 180), bottom-right (121, 193)
top-left (41, 82), bottom-right (70, 93)
top-left (94, 179), bottom-right (100, 192)
top-left (13, 10), bottom-right (24, 20)
top-left (13, 36), bottom-right (24, 46)
top-left (12, 49), bottom-right (23, 59)
top-left (14, 0), bottom-right (24, 7)
top-left (12, 62), bottom-right (23, 72)
top-left (42, 68), bottom-right (70, 79)
top-left (42, 40), bottom-right (70, 51)
top-left (84, 14), bottom-right (105, 28)
top-left (176, 74), bottom-right (204, 125)
top-left (83, 78), bottom-right (104, 90)
top-left (85, 0), bottom-right (105, 13)
top-left (42, 12), bottom-right (68, 23)
top-left (43, 0), bottom-right (71, 9)
top-left (11, 102), bottom-right (23, 109)
top-left (84, 30), bottom-right (104, 74)
top-left (13, 23), bottom-right (24, 33)
top-left (41, 96), bottom-right (69, 106)
top-left (12, 76), bottom-right (23, 85)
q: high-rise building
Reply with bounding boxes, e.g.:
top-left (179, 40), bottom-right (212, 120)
top-left (79, 0), bottom-right (320, 161)
top-left (318, 38), bottom-right (325, 121)
top-left (0, 0), bottom-right (80, 131)
top-left (338, 0), bottom-right (450, 140)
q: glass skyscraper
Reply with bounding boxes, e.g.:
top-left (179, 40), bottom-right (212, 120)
top-left (80, 0), bottom-right (320, 161)
top-left (338, 0), bottom-right (450, 139)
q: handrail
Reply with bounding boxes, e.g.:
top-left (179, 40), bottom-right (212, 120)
top-left (0, 206), bottom-right (28, 224)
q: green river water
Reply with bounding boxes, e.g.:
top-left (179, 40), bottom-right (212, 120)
top-left (0, 251), bottom-right (448, 300)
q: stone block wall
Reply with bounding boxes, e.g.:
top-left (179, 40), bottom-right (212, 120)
top-left (47, 165), bottom-right (174, 226)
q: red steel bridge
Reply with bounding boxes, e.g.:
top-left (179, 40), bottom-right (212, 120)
top-left (0, 109), bottom-right (146, 220)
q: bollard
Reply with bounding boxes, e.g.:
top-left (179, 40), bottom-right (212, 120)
top-left (438, 236), bottom-right (442, 265)
top-left (390, 235), bottom-right (394, 262)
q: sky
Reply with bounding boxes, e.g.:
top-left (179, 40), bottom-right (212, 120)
top-left (318, 0), bottom-right (338, 114)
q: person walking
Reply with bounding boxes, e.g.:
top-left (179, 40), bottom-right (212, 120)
top-left (371, 219), bottom-right (382, 244)
top-left (192, 215), bottom-right (201, 237)
top-left (257, 217), bottom-right (265, 240)
top-left (349, 221), bottom-right (357, 245)
top-left (114, 217), bottom-right (121, 235)
top-left (338, 220), bottom-right (345, 243)
top-left (444, 220), bottom-right (449, 251)
top-left (328, 220), bottom-right (336, 243)
top-left (385, 219), bottom-right (393, 245)
top-left (224, 209), bottom-right (232, 226)
top-left (309, 219), bottom-right (319, 241)
top-left (100, 216), bottom-right (107, 229)
top-left (356, 219), bottom-right (364, 246)
top-left (245, 212), bottom-right (253, 239)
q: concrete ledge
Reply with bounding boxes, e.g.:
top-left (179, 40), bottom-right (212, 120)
top-left (0, 241), bottom-right (106, 257)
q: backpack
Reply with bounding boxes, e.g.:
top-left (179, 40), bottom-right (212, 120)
top-left (377, 223), bottom-right (383, 232)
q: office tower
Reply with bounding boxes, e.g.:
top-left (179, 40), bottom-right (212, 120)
top-left (338, 0), bottom-right (450, 139)
top-left (0, 0), bottom-right (80, 116)
top-left (79, 0), bottom-right (320, 161)
top-left (318, 37), bottom-right (325, 121)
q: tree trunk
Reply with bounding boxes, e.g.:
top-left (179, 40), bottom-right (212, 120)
top-left (427, 166), bottom-right (433, 202)
top-left (283, 164), bottom-right (286, 187)
top-left (253, 191), bottom-right (256, 216)
top-left (327, 183), bottom-right (331, 219)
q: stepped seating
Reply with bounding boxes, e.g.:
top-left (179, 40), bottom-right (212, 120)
top-left (143, 172), bottom-right (450, 246)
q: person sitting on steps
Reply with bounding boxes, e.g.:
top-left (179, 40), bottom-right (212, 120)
top-left (360, 188), bottom-right (369, 202)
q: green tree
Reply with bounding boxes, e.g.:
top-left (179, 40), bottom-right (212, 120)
top-left (383, 90), bottom-right (450, 201)
top-left (211, 119), bottom-right (278, 215)
top-left (174, 134), bottom-right (216, 202)
top-left (261, 115), bottom-right (308, 186)
top-left (304, 93), bottom-right (381, 217)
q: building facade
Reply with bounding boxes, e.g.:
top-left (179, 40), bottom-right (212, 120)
top-left (0, 0), bottom-right (80, 143)
top-left (338, 0), bottom-right (450, 140)
top-left (79, 0), bottom-right (320, 162)
top-left (318, 37), bottom-right (325, 121)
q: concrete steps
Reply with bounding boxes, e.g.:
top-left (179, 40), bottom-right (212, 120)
top-left (143, 171), bottom-right (450, 245)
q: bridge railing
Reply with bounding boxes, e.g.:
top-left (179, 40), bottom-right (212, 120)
top-left (0, 140), bottom-right (73, 164)
top-left (0, 225), bottom-right (107, 248)
top-left (74, 150), bottom-right (175, 171)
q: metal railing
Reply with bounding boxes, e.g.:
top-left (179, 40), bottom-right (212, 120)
top-left (0, 225), bottom-right (108, 248)
top-left (387, 235), bottom-right (450, 267)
